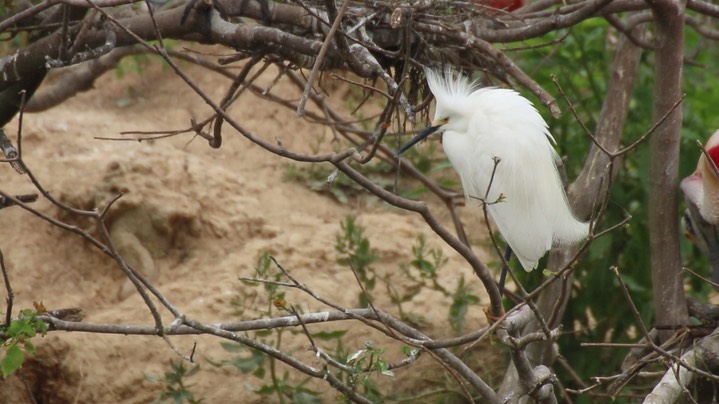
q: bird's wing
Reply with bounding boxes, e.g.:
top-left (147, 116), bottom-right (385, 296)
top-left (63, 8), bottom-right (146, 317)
top-left (481, 133), bottom-right (556, 271)
top-left (444, 127), bottom-right (585, 271)
top-left (440, 87), bottom-right (587, 271)
top-left (442, 126), bottom-right (551, 271)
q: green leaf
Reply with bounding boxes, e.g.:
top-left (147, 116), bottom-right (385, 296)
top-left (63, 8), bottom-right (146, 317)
top-left (449, 276), bottom-right (480, 333)
top-left (252, 366), bottom-right (266, 379)
top-left (311, 330), bottom-right (348, 340)
top-left (255, 329), bottom-right (273, 338)
top-left (376, 360), bottom-right (394, 377)
top-left (220, 342), bottom-right (245, 353)
top-left (23, 340), bottom-right (36, 356)
top-left (347, 349), bottom-right (366, 363)
top-left (225, 351), bottom-right (265, 374)
top-left (292, 390), bottom-right (322, 404)
top-left (184, 364), bottom-right (201, 378)
top-left (1, 344), bottom-right (25, 377)
top-left (6, 318), bottom-right (36, 338)
top-left (256, 383), bottom-right (283, 396)
top-left (542, 268), bottom-right (557, 277)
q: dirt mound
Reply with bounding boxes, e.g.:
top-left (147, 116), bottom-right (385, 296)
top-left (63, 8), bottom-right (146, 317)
top-left (0, 60), bottom-right (492, 402)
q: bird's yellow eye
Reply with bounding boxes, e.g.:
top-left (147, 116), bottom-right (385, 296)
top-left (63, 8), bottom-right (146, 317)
top-left (432, 117), bottom-right (449, 127)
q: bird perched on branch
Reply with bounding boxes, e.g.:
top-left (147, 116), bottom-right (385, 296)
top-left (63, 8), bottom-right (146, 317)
top-left (681, 129), bottom-right (719, 288)
top-left (397, 68), bottom-right (588, 291)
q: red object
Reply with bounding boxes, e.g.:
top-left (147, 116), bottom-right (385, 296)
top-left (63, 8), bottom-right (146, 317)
top-left (480, 0), bottom-right (524, 12)
top-left (709, 145), bottom-right (719, 170)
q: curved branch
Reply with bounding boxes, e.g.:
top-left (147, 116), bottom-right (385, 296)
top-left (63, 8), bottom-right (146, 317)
top-left (479, 0), bottom-right (614, 42)
top-left (687, 0), bottom-right (719, 17)
top-left (26, 46), bottom-right (135, 112)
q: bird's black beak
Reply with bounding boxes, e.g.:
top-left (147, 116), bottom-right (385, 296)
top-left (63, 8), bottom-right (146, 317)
top-left (396, 125), bottom-right (441, 156)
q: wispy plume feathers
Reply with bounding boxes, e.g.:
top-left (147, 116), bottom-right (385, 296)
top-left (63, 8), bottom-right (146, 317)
top-left (424, 67), bottom-right (478, 105)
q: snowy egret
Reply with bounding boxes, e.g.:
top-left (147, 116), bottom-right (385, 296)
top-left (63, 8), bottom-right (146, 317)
top-left (681, 129), bottom-right (719, 287)
top-left (397, 69), bottom-right (589, 289)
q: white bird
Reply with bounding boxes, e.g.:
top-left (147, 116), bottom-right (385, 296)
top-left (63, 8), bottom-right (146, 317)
top-left (398, 68), bottom-right (589, 275)
top-left (681, 129), bottom-right (719, 287)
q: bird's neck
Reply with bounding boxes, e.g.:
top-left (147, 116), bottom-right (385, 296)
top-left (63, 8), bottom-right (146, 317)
top-left (701, 156), bottom-right (719, 224)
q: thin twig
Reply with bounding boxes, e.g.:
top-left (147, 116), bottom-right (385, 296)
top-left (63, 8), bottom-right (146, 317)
top-left (0, 249), bottom-right (13, 327)
top-left (296, 0), bottom-right (351, 117)
top-left (610, 266), bottom-right (652, 340)
top-left (683, 266), bottom-right (719, 288)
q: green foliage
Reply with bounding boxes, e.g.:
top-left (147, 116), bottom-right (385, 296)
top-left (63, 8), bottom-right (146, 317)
top-left (234, 252), bottom-right (287, 315)
top-left (392, 234), bottom-right (479, 332)
top-left (343, 340), bottom-right (392, 401)
top-left (211, 341), bottom-right (323, 403)
top-left (114, 41), bottom-right (177, 79)
top-left (335, 220), bottom-right (479, 332)
top-left (394, 234), bottom-right (451, 306)
top-left (448, 277), bottom-right (481, 333)
top-left (115, 53), bottom-right (152, 79)
top-left (253, 377), bottom-right (322, 404)
top-left (511, 20), bottom-right (649, 386)
top-left (316, 329), bottom-right (395, 403)
top-left (335, 216), bottom-right (381, 306)
top-left (148, 360), bottom-right (202, 404)
top-left (224, 251), bottom-right (324, 403)
top-left (214, 342), bottom-right (267, 377)
top-left (508, 20), bottom-right (719, 389)
top-left (227, 231), bottom-right (479, 402)
top-left (408, 234), bottom-right (449, 277)
top-left (1, 344), bottom-right (23, 377)
top-left (149, 323), bottom-right (324, 404)
top-left (0, 309), bottom-right (48, 377)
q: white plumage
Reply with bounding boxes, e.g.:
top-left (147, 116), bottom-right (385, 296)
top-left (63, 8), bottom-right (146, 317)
top-left (401, 69), bottom-right (589, 271)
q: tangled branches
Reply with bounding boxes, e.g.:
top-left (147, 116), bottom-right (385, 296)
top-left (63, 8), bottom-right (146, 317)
top-left (2, 0), bottom-right (719, 402)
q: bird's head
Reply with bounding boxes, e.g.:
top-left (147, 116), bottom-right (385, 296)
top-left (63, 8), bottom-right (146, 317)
top-left (682, 129), bottom-right (719, 225)
top-left (396, 68), bottom-right (475, 156)
top-left (698, 135), bottom-right (719, 188)
top-left (682, 129), bottom-right (719, 289)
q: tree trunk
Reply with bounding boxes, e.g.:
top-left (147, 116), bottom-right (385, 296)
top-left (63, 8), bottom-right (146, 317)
top-left (648, 0), bottom-right (688, 342)
top-left (499, 25), bottom-right (645, 397)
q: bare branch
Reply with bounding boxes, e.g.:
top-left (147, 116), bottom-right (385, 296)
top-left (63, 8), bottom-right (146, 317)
top-left (647, 0), bottom-right (688, 341)
top-left (296, 0), bottom-right (350, 117)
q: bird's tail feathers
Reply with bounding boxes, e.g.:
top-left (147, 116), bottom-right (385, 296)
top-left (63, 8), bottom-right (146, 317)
top-left (552, 213), bottom-right (590, 247)
top-left (514, 252), bottom-right (539, 272)
top-left (541, 165), bottom-right (590, 247)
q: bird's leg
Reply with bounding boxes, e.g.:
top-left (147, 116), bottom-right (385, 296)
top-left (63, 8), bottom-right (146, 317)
top-left (498, 245), bottom-right (513, 296)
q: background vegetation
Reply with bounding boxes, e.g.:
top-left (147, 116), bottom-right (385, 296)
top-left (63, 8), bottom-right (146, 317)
top-left (1, 0), bottom-right (719, 402)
